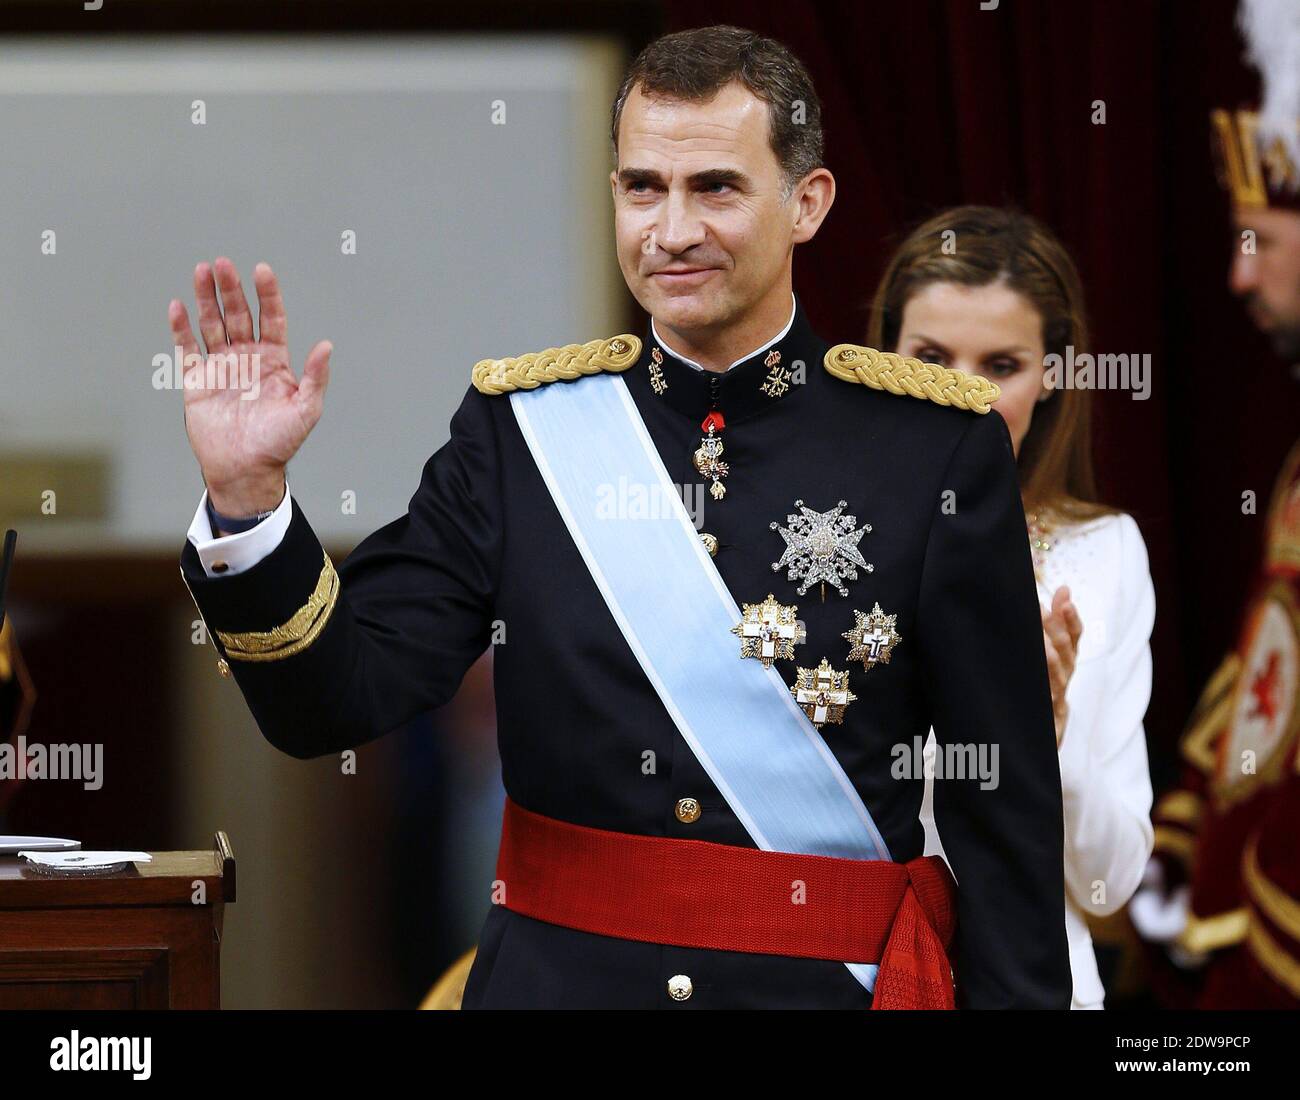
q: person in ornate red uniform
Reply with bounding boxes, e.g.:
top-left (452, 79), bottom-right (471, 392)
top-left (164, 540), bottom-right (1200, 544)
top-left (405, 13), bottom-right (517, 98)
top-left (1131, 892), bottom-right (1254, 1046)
top-left (1130, 0), bottom-right (1300, 1009)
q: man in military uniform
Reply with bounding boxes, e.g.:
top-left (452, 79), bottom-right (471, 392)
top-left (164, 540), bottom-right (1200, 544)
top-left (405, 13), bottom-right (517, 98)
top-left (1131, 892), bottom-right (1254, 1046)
top-left (1131, 0), bottom-right (1300, 1009)
top-left (170, 25), bottom-right (1070, 1009)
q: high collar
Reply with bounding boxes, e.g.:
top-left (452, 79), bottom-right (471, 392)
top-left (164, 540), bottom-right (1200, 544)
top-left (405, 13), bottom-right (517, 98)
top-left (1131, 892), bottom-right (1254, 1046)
top-left (635, 292), bottom-right (825, 425)
top-left (650, 292), bottom-right (797, 373)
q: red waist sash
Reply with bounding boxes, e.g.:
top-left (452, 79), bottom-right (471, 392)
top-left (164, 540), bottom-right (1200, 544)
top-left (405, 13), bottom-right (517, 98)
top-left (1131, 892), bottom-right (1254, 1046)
top-left (495, 796), bottom-right (958, 1009)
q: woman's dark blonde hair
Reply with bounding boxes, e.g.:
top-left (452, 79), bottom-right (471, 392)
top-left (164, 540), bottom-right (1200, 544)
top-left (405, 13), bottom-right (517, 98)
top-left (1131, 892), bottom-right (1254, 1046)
top-left (867, 205), bottom-right (1113, 524)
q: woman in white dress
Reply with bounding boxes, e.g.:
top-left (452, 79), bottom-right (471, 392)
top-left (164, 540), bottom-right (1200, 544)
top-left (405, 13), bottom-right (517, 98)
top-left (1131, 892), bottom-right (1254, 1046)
top-left (868, 206), bottom-right (1156, 1009)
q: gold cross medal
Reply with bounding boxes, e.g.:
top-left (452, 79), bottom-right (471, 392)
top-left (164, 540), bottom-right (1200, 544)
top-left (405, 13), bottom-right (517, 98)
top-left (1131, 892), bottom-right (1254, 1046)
top-left (792, 658), bottom-right (857, 728)
top-left (731, 593), bottom-right (805, 668)
top-left (843, 602), bottom-right (901, 671)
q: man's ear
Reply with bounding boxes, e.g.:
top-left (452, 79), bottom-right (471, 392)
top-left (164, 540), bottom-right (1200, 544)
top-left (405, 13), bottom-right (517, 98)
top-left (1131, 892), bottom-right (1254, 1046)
top-left (609, 169), bottom-right (619, 203)
top-left (791, 168), bottom-right (835, 246)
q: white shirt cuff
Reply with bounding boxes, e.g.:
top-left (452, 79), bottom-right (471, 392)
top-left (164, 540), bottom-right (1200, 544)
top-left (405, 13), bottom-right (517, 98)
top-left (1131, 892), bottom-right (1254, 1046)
top-left (186, 480), bottom-right (293, 578)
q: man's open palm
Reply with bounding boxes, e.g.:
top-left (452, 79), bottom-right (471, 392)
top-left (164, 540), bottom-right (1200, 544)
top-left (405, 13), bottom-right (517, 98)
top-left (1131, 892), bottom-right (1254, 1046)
top-left (169, 257), bottom-right (331, 514)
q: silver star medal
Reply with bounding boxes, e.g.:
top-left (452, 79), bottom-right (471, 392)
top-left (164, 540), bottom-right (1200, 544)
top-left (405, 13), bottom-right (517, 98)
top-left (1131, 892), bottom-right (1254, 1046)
top-left (770, 499), bottom-right (873, 599)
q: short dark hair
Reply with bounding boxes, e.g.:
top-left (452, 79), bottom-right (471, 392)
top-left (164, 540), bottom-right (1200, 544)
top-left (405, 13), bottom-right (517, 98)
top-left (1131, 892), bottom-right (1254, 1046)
top-left (610, 25), bottom-right (824, 200)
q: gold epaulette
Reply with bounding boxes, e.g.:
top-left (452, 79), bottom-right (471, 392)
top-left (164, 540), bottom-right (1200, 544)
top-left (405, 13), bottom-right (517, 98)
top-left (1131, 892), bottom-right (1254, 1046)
top-left (824, 344), bottom-right (1000, 414)
top-left (471, 334), bottom-right (642, 395)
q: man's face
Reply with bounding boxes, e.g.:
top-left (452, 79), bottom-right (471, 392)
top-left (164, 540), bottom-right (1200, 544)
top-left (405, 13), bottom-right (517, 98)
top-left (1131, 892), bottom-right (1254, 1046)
top-left (1229, 204), bottom-right (1300, 361)
top-left (610, 81), bottom-right (813, 334)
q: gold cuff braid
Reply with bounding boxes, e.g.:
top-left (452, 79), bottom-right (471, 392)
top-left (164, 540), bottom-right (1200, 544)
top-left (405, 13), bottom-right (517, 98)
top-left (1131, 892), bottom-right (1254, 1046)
top-left (471, 335), bottom-right (642, 395)
top-left (824, 345), bottom-right (1001, 414)
top-left (216, 551), bottom-right (339, 662)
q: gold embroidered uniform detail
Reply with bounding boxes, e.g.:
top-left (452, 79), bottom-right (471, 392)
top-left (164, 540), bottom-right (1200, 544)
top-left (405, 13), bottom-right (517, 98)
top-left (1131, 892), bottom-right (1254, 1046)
top-left (215, 551), bottom-right (339, 662)
top-left (471, 335), bottom-right (642, 395)
top-left (824, 345), bottom-right (1000, 414)
top-left (1245, 914), bottom-right (1300, 997)
top-left (1154, 789), bottom-right (1205, 829)
top-left (1266, 441), bottom-right (1300, 573)
top-left (1152, 789), bottom-right (1204, 869)
top-left (1244, 832), bottom-right (1300, 942)
top-left (1177, 906), bottom-right (1249, 954)
top-left (1242, 828), bottom-right (1300, 996)
top-left (760, 349), bottom-right (791, 398)
top-left (1152, 824), bottom-right (1197, 866)
top-left (649, 346), bottom-right (668, 395)
top-left (1179, 653), bottom-right (1241, 776)
top-left (1211, 109), bottom-right (1300, 209)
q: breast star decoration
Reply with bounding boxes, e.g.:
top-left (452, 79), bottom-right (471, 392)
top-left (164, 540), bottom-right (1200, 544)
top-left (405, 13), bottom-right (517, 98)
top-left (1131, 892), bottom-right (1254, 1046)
top-left (731, 593), bottom-right (806, 668)
top-left (770, 499), bottom-right (873, 598)
top-left (791, 658), bottom-right (857, 728)
top-left (842, 602), bottom-right (901, 671)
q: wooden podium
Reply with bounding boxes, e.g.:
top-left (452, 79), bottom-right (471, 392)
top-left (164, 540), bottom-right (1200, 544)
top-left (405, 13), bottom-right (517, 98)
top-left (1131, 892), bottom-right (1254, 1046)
top-left (0, 831), bottom-right (235, 1009)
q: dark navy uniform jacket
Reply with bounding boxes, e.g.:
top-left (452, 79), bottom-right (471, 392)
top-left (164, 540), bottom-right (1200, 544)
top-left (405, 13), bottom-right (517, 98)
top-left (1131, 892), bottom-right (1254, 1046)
top-left (180, 294), bottom-right (1072, 1009)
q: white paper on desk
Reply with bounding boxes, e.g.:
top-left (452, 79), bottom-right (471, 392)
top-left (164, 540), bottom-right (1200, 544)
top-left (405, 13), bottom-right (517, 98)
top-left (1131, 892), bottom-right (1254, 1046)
top-left (18, 850), bottom-right (152, 870)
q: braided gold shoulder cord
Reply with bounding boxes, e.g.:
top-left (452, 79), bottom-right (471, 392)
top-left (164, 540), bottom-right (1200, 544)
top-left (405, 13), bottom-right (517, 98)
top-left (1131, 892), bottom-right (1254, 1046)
top-left (824, 344), bottom-right (1000, 414)
top-left (472, 335), bottom-right (643, 396)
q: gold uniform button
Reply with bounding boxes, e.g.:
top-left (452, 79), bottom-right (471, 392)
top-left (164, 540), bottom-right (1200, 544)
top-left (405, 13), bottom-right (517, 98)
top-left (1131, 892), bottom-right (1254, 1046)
top-left (216, 658), bottom-right (232, 678)
top-left (674, 797), bottom-right (701, 824)
top-left (667, 974), bottom-right (693, 1001)
top-left (700, 532), bottom-right (718, 558)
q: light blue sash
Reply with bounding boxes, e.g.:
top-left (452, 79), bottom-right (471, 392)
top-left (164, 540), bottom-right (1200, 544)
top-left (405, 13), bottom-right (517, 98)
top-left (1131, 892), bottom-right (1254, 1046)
top-left (510, 372), bottom-right (891, 992)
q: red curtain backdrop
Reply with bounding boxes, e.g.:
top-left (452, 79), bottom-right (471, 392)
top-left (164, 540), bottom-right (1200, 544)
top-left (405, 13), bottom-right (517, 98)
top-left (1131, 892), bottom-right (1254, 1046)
top-left (657, 0), bottom-right (1300, 785)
